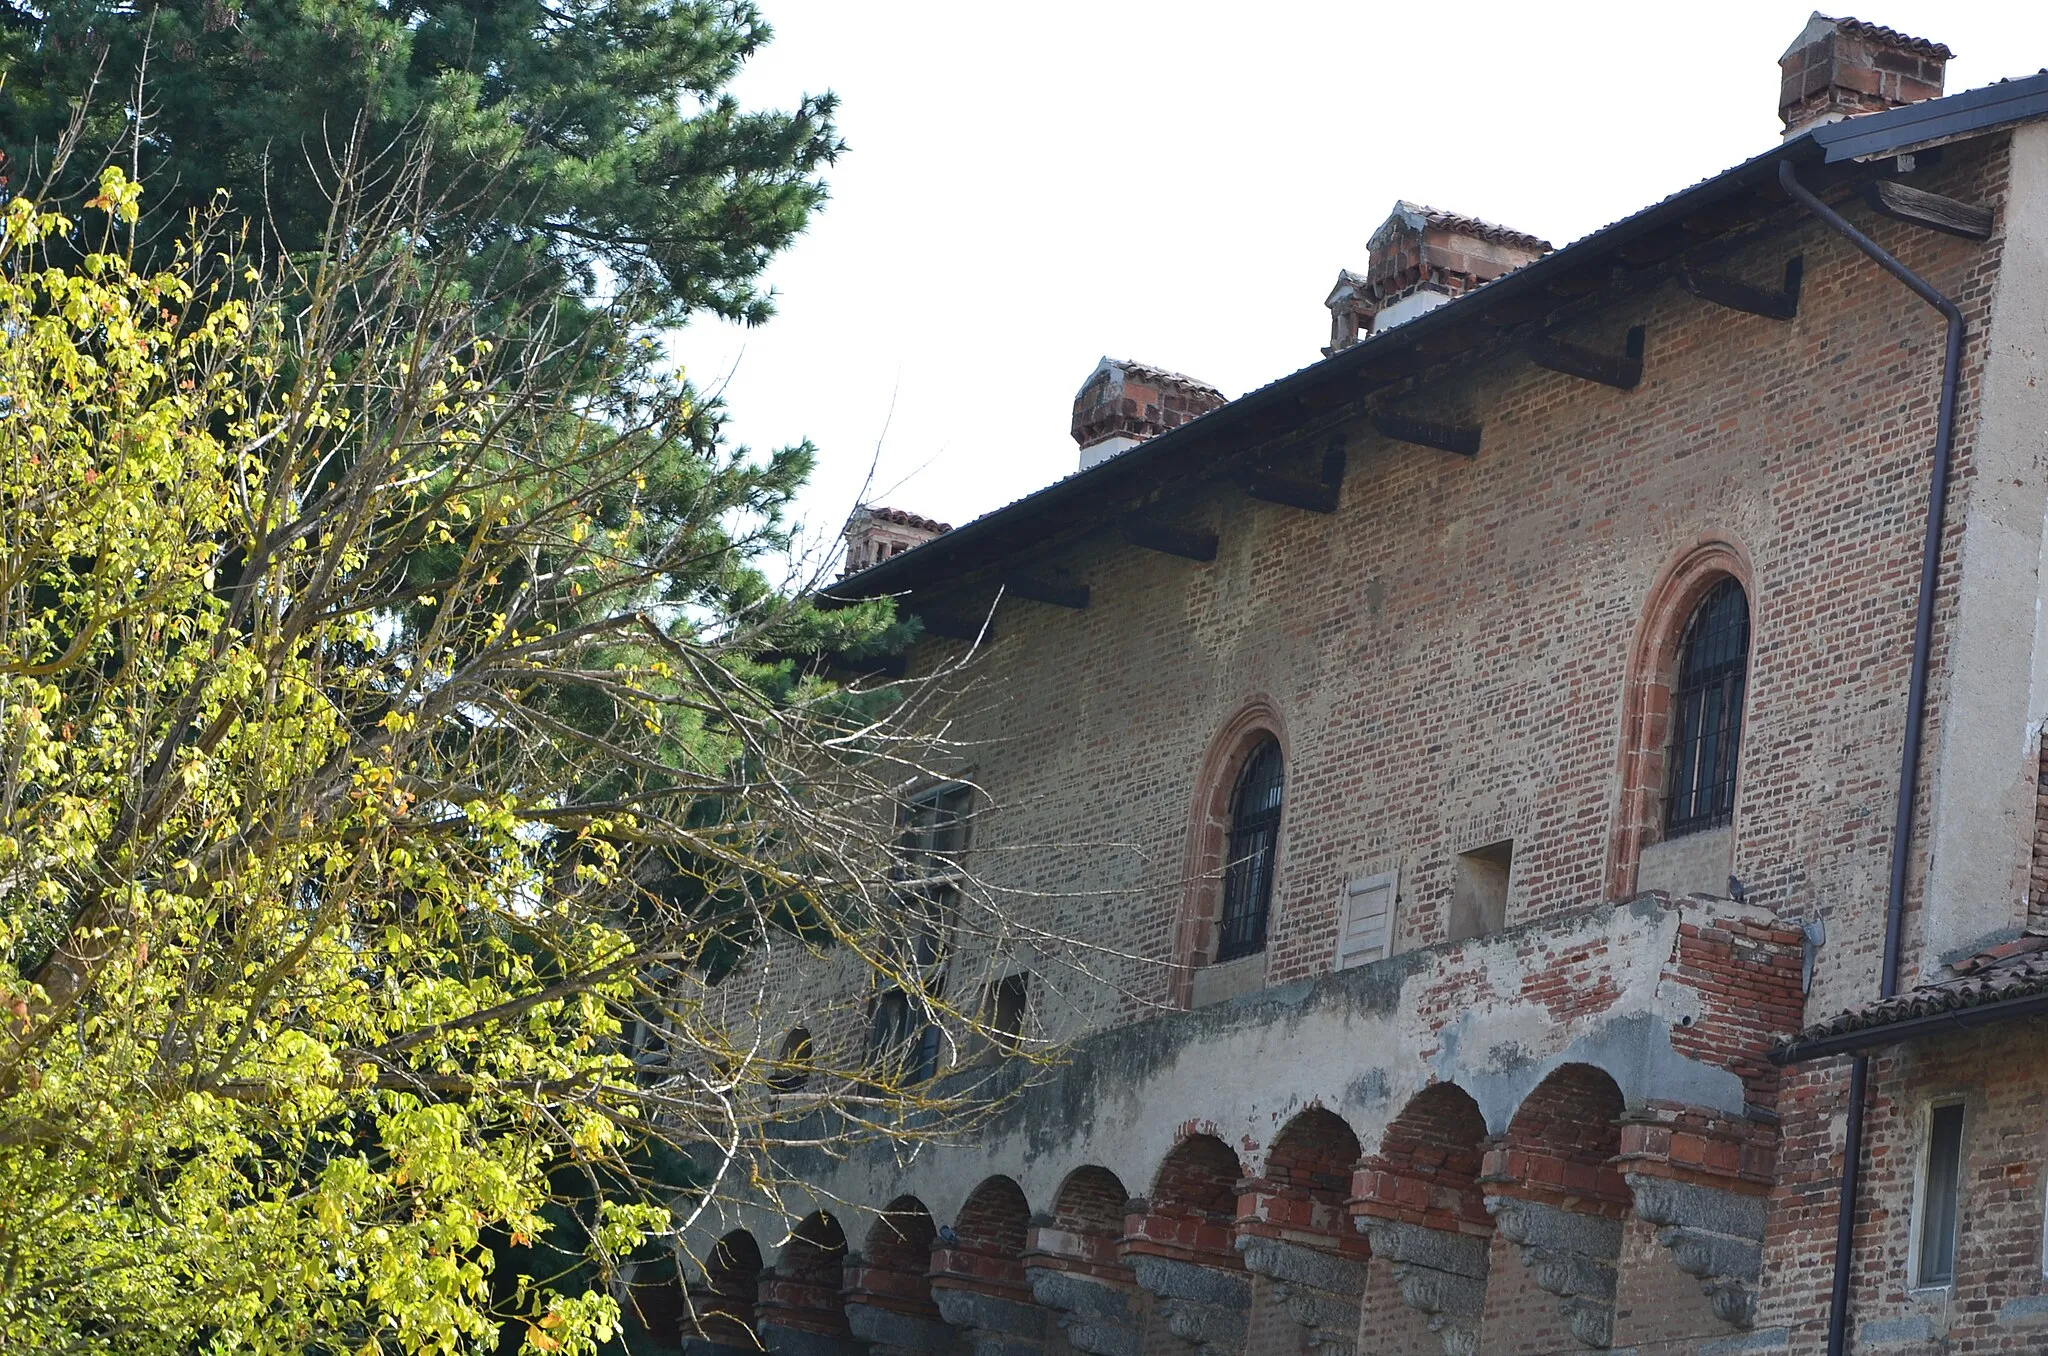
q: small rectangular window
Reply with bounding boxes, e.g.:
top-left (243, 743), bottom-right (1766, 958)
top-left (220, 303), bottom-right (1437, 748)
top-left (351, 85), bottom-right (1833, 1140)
top-left (1448, 840), bottom-right (1513, 943)
top-left (982, 974), bottom-right (1028, 1053)
top-left (1335, 870), bottom-right (1398, 969)
top-left (1917, 1102), bottom-right (1965, 1287)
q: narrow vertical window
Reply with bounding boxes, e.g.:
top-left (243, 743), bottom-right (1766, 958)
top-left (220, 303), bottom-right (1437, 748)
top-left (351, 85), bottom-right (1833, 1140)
top-left (1917, 1102), bottom-right (1965, 1287)
top-left (1665, 578), bottom-right (1750, 836)
top-left (1217, 739), bottom-right (1284, 961)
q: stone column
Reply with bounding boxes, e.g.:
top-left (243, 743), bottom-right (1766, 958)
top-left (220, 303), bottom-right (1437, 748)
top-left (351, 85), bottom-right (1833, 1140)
top-left (758, 1266), bottom-right (866, 1356)
top-left (1120, 1202), bottom-right (1250, 1356)
top-left (931, 1241), bottom-right (1052, 1356)
top-left (1352, 1219), bottom-right (1489, 1356)
top-left (1482, 1196), bottom-right (1622, 1351)
top-left (844, 1252), bottom-right (958, 1356)
top-left (1234, 1235), bottom-right (1367, 1356)
top-left (1026, 1212), bottom-right (1141, 1356)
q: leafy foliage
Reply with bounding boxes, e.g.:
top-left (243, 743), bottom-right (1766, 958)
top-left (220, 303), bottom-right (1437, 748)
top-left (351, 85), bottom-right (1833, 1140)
top-left (1, 0), bottom-right (843, 334)
top-left (0, 171), bottom-right (1024, 1356)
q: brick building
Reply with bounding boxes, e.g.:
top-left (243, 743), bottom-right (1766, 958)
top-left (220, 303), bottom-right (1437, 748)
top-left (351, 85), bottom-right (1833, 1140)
top-left (678, 16), bottom-right (2048, 1356)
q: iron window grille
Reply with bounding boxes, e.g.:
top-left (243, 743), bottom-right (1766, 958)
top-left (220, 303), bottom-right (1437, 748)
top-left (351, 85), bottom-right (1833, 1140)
top-left (1216, 739), bottom-right (1284, 962)
top-left (1665, 578), bottom-right (1750, 837)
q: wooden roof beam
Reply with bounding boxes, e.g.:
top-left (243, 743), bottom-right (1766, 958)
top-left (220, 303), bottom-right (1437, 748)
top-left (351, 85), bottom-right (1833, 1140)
top-left (1529, 325), bottom-right (1646, 391)
top-left (1371, 410), bottom-right (1481, 457)
top-left (1121, 515), bottom-right (1218, 562)
top-left (1682, 256), bottom-right (1804, 321)
top-left (1862, 180), bottom-right (1994, 241)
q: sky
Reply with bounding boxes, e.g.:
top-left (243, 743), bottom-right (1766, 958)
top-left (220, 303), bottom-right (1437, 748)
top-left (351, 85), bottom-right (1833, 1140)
top-left (665, 1), bottom-right (2048, 575)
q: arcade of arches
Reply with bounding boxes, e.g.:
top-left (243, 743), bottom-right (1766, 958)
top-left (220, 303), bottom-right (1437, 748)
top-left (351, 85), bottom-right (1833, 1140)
top-left (660, 1055), bottom-right (1782, 1356)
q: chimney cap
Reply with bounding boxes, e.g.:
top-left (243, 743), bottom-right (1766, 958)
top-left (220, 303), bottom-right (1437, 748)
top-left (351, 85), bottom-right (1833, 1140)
top-left (1073, 356), bottom-right (1224, 404)
top-left (1781, 12), bottom-right (1953, 63)
top-left (1368, 201), bottom-right (1554, 256)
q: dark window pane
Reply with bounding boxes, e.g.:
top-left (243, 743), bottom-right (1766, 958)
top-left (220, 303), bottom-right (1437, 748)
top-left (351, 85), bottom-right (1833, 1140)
top-left (1217, 739), bottom-right (1284, 961)
top-left (1918, 1103), bottom-right (1965, 1286)
top-left (1666, 579), bottom-right (1750, 836)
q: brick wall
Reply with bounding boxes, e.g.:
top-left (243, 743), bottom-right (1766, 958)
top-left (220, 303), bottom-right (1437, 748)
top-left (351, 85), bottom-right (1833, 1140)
top-left (707, 113), bottom-right (2041, 1356)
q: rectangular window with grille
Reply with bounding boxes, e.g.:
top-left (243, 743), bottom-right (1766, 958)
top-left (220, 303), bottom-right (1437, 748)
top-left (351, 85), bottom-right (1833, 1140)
top-left (1666, 579), bottom-right (1749, 836)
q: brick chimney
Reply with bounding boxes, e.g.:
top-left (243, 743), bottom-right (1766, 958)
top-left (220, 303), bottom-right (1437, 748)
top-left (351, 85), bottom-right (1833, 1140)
top-left (1326, 203), bottom-right (1550, 354)
top-left (842, 505), bottom-right (950, 576)
top-left (1779, 13), bottom-right (1950, 138)
top-left (1071, 358), bottom-right (1227, 470)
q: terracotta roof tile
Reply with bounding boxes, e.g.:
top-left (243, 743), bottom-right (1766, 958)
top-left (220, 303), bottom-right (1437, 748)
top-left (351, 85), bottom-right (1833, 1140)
top-left (1827, 15), bottom-right (1953, 62)
top-left (860, 506), bottom-right (952, 534)
top-left (1785, 934), bottom-right (2048, 1053)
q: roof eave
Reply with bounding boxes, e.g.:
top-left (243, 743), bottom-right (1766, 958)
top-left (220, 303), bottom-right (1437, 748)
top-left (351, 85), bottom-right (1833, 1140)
top-left (828, 71), bottom-right (2048, 605)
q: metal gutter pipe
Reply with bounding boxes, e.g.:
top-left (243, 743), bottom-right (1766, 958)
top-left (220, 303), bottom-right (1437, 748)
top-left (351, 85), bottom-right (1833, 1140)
top-left (1776, 158), bottom-right (1968, 1356)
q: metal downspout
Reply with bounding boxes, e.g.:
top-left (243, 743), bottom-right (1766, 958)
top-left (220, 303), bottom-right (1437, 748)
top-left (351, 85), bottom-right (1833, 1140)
top-left (1776, 158), bottom-right (1968, 1356)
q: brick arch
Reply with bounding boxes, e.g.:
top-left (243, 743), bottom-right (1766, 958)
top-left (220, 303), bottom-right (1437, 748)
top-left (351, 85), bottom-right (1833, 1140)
top-left (1499, 1062), bottom-right (1630, 1215)
top-left (694, 1229), bottom-right (763, 1346)
top-left (1607, 535), bottom-right (1755, 900)
top-left (1355, 1082), bottom-right (1492, 1231)
top-left (1151, 1132), bottom-right (1246, 1219)
top-left (863, 1196), bottom-right (937, 1274)
top-left (1174, 697), bottom-right (1291, 1006)
top-left (1265, 1108), bottom-right (1361, 1205)
top-left (954, 1175), bottom-right (1032, 1258)
top-left (848, 1196), bottom-right (940, 1322)
top-left (760, 1211), bottom-right (852, 1339)
top-left (1051, 1164), bottom-right (1131, 1236)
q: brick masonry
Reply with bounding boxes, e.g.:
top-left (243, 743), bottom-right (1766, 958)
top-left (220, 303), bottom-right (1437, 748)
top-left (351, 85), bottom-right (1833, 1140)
top-left (672, 50), bottom-right (2048, 1356)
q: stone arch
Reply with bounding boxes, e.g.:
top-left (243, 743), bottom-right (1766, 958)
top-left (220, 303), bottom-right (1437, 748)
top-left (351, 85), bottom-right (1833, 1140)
top-left (1029, 1166), bottom-right (1139, 1355)
top-left (1150, 1132), bottom-right (1245, 1220)
top-left (759, 1211), bottom-right (852, 1342)
top-left (1607, 535), bottom-right (1755, 900)
top-left (1174, 698), bottom-right (1291, 1005)
top-left (1484, 1063), bottom-right (1631, 1351)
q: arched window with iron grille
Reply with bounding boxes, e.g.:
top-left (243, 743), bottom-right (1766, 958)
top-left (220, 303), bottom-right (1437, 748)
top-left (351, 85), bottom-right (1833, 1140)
top-left (1216, 739), bottom-right (1284, 961)
top-left (1664, 578), bottom-right (1750, 837)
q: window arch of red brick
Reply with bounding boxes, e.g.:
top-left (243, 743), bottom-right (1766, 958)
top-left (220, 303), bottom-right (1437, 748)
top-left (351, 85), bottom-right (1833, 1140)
top-left (1172, 698), bottom-right (1291, 1007)
top-left (1606, 536), bottom-right (1755, 902)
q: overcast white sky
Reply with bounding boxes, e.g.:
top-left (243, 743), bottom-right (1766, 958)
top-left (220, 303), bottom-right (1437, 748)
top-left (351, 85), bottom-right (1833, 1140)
top-left (666, 1), bottom-right (2048, 572)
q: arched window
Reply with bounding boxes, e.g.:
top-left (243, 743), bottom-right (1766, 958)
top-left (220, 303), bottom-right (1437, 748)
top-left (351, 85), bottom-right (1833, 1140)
top-left (1664, 578), bottom-right (1749, 836)
top-left (1216, 739), bottom-right (1284, 960)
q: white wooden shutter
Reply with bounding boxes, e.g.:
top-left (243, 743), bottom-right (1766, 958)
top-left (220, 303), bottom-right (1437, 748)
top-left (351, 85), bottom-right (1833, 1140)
top-left (1335, 870), bottom-right (1398, 969)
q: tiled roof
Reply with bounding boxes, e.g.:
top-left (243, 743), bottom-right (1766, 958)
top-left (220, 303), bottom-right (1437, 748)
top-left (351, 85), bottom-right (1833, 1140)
top-left (859, 506), bottom-right (952, 534)
top-left (1780, 935), bottom-right (2048, 1060)
top-left (1391, 201), bottom-right (1553, 254)
top-left (1085, 358), bottom-right (1226, 401)
top-left (1827, 15), bottom-right (1954, 62)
